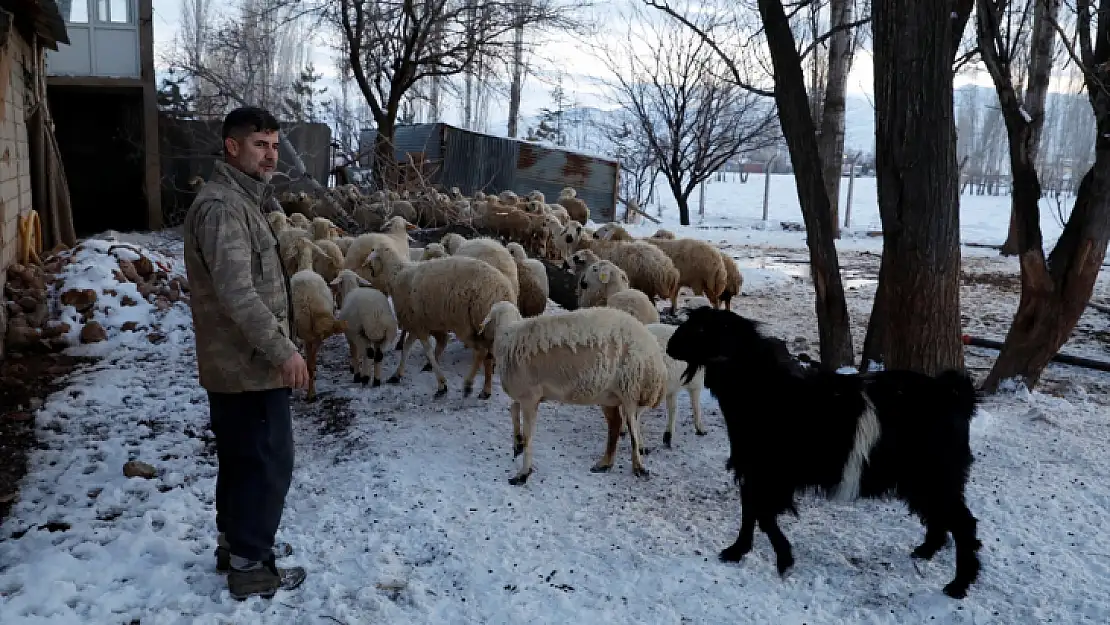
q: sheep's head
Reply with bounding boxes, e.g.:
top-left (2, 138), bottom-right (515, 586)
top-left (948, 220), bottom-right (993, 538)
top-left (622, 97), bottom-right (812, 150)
top-left (267, 211), bottom-right (289, 232)
top-left (560, 221), bottom-right (584, 247)
top-left (594, 223), bottom-right (627, 241)
top-left (440, 233), bottom-right (466, 255)
top-left (652, 229), bottom-right (676, 240)
top-left (562, 249), bottom-right (599, 274)
top-left (422, 243), bottom-right (447, 260)
top-left (329, 268), bottom-right (374, 306)
top-left (478, 300), bottom-right (522, 340)
top-left (499, 190), bottom-right (519, 204)
top-left (381, 216), bottom-right (417, 235)
top-left (579, 260), bottom-right (628, 295)
top-left (524, 200), bottom-right (545, 215)
top-left (559, 187), bottom-right (577, 199)
top-left (527, 190), bottom-right (545, 203)
top-left (667, 307), bottom-right (764, 383)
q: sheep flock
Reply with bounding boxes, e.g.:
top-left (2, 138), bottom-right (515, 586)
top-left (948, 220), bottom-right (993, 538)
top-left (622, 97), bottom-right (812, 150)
top-left (266, 183), bottom-right (984, 599)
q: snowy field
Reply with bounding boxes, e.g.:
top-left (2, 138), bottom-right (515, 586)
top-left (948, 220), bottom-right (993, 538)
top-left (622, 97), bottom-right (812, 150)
top-left (1, 185), bottom-right (1110, 624)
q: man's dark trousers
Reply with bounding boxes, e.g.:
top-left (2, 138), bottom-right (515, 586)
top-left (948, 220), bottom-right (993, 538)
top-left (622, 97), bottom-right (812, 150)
top-left (208, 388), bottom-right (294, 563)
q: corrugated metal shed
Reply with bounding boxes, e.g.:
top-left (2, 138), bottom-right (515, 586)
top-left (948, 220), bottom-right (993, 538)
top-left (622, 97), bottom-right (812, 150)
top-left (359, 123), bottom-right (619, 222)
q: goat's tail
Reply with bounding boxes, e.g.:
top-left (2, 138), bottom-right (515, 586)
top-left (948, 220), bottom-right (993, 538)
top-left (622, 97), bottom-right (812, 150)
top-left (936, 369), bottom-right (979, 421)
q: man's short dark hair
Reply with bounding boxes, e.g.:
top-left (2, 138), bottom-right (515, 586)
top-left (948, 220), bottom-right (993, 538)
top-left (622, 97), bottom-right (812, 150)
top-left (222, 106), bottom-right (281, 143)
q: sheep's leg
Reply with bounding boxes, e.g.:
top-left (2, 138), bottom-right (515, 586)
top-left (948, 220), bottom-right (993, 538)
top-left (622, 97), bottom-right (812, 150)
top-left (720, 482), bottom-right (758, 562)
top-left (479, 354), bottom-right (494, 400)
top-left (347, 337), bottom-right (357, 375)
top-left (625, 403), bottom-right (648, 478)
top-left (670, 286), bottom-right (681, 315)
top-left (352, 335), bottom-right (369, 385)
top-left (305, 340), bottom-right (320, 402)
top-left (394, 330), bottom-right (407, 351)
top-left (942, 502), bottom-right (982, 599)
top-left (509, 400), bottom-right (540, 485)
top-left (688, 384), bottom-right (707, 436)
top-left (387, 332), bottom-right (419, 384)
top-left (370, 342), bottom-right (383, 387)
top-left (663, 392), bottom-right (678, 448)
top-left (420, 336), bottom-right (449, 397)
top-left (461, 347), bottom-right (486, 397)
top-left (758, 514), bottom-right (795, 577)
top-left (422, 332), bottom-right (448, 372)
top-left (590, 406), bottom-right (622, 473)
top-left (511, 401), bottom-right (524, 456)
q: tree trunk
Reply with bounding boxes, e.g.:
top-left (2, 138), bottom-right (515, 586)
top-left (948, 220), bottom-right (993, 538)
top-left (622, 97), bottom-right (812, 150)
top-left (816, 0), bottom-right (854, 239)
top-left (865, 0), bottom-right (965, 375)
top-left (999, 0), bottom-right (1062, 256)
top-left (983, 160), bottom-right (1110, 390)
top-left (507, 5), bottom-right (527, 138)
top-left (372, 120), bottom-right (396, 190)
top-left (755, 0), bottom-right (854, 370)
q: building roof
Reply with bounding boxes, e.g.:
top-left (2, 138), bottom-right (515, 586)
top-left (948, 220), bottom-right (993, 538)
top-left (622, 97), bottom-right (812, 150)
top-left (1, 0), bottom-right (69, 50)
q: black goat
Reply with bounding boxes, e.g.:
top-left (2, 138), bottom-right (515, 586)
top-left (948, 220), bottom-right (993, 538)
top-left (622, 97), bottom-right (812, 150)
top-left (666, 307), bottom-right (982, 599)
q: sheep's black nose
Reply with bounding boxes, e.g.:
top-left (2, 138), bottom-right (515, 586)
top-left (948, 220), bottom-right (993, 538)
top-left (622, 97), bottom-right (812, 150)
top-left (580, 280), bottom-right (587, 289)
top-left (565, 235), bottom-right (573, 243)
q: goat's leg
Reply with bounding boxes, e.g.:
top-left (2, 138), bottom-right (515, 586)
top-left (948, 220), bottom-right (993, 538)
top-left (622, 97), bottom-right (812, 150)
top-left (591, 406), bottom-right (622, 473)
top-left (943, 501), bottom-right (982, 599)
top-left (511, 401), bottom-right (524, 456)
top-left (387, 332), bottom-right (419, 383)
top-left (305, 340), bottom-right (319, 402)
top-left (394, 329), bottom-right (406, 351)
top-left (509, 399), bottom-right (540, 485)
top-left (625, 403), bottom-right (649, 478)
top-left (758, 513), bottom-right (795, 577)
top-left (688, 384), bottom-right (707, 436)
top-left (419, 336), bottom-right (449, 397)
top-left (720, 482), bottom-right (758, 562)
top-left (462, 347), bottom-right (485, 397)
top-left (911, 517), bottom-right (949, 560)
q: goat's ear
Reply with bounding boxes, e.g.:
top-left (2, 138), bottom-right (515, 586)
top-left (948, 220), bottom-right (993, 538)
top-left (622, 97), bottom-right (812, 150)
top-left (357, 277), bottom-right (373, 288)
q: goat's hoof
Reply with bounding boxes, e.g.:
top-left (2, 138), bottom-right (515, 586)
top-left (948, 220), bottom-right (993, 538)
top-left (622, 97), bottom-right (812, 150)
top-left (372, 379), bottom-right (381, 388)
top-left (911, 543), bottom-right (943, 560)
top-left (632, 467), bottom-right (650, 478)
top-left (776, 556), bottom-right (795, 578)
top-left (421, 363), bottom-right (433, 372)
top-left (942, 581), bottom-right (969, 599)
top-left (386, 375), bottom-right (401, 384)
top-left (639, 446), bottom-right (651, 456)
top-left (352, 373), bottom-right (362, 384)
top-left (590, 464), bottom-right (611, 473)
top-left (348, 365), bottom-right (355, 374)
top-left (434, 387), bottom-right (448, 398)
top-left (513, 443), bottom-right (525, 457)
top-left (695, 429), bottom-right (708, 436)
top-left (478, 391), bottom-right (491, 400)
top-left (462, 384), bottom-right (473, 397)
top-left (718, 544), bottom-right (749, 563)
top-left (662, 432), bottom-right (672, 447)
top-left (508, 471), bottom-right (531, 486)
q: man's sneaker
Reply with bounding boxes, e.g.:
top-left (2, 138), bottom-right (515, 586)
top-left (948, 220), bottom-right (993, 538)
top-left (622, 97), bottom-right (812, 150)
top-left (215, 542), bottom-right (294, 573)
top-left (227, 558), bottom-right (307, 601)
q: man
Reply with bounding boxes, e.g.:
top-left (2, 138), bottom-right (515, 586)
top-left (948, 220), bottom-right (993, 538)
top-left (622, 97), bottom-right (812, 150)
top-left (183, 106), bottom-right (309, 601)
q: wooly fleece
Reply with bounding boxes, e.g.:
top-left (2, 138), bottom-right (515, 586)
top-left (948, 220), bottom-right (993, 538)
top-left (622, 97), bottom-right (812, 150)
top-left (646, 237), bottom-right (729, 310)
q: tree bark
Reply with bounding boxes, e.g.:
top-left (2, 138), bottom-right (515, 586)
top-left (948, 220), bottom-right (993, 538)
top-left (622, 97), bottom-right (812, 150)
top-left (372, 119), bottom-right (396, 190)
top-left (1000, 0), bottom-right (1062, 255)
top-left (864, 0), bottom-right (965, 375)
top-left (755, 0), bottom-right (855, 370)
top-left (816, 0), bottom-right (855, 238)
top-left (507, 2), bottom-right (528, 138)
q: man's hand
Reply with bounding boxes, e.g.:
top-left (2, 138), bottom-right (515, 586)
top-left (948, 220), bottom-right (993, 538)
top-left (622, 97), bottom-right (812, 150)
top-left (280, 352), bottom-right (309, 389)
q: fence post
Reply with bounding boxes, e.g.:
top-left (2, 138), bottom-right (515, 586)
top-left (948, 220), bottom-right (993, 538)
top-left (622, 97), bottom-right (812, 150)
top-left (762, 156), bottom-right (777, 222)
top-left (844, 158), bottom-right (858, 230)
top-left (698, 178), bottom-right (707, 219)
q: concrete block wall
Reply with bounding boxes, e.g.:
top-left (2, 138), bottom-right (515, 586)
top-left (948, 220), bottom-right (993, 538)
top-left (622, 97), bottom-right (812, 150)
top-left (0, 32), bottom-right (35, 354)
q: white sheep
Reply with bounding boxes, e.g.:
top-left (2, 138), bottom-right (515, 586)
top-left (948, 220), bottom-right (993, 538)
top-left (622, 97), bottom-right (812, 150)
top-left (289, 212), bottom-right (311, 231)
top-left (594, 222), bottom-right (633, 241)
top-left (478, 301), bottom-right (668, 484)
top-left (289, 238), bottom-right (347, 401)
top-left (577, 260), bottom-right (660, 325)
top-left (421, 242), bottom-right (448, 260)
top-left (343, 216), bottom-right (416, 281)
top-left (311, 216), bottom-right (337, 241)
top-left (645, 237), bottom-right (729, 313)
top-left (267, 211), bottom-right (289, 232)
top-left (556, 187), bottom-right (590, 223)
top-left (360, 242), bottom-right (514, 398)
top-left (505, 242), bottom-right (547, 317)
top-left (440, 234), bottom-right (519, 301)
top-left (556, 222), bottom-right (680, 307)
top-left (644, 323), bottom-right (707, 447)
top-left (330, 269), bottom-right (399, 387)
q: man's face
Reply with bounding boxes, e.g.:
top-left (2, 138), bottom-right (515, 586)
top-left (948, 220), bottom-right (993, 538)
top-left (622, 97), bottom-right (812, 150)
top-left (225, 130), bottom-right (279, 180)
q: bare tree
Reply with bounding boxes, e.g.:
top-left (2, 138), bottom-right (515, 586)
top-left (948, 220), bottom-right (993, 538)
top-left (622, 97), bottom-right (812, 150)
top-left (861, 0), bottom-right (974, 375)
top-left (979, 0), bottom-right (1110, 390)
top-left (596, 111), bottom-right (661, 211)
top-left (644, 0), bottom-right (862, 370)
top-left (507, 0), bottom-right (532, 137)
top-left (600, 4), bottom-right (779, 226)
top-left (816, 0), bottom-right (862, 237)
top-left (331, 0), bottom-right (576, 187)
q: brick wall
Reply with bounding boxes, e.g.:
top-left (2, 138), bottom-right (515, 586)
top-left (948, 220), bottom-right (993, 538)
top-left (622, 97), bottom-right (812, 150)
top-left (0, 32), bottom-right (35, 354)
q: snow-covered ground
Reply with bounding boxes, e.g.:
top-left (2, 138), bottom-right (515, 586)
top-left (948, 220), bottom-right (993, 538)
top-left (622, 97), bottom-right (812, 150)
top-left (1, 188), bottom-right (1109, 623)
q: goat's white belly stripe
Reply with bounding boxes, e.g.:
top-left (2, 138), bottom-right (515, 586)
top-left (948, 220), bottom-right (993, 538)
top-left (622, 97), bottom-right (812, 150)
top-left (832, 391), bottom-right (881, 502)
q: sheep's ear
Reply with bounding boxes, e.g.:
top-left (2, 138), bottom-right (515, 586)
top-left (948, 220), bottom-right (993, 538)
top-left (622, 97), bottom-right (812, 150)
top-left (357, 277), bottom-right (373, 288)
top-left (328, 276), bottom-right (342, 286)
top-left (363, 250), bottom-right (378, 265)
